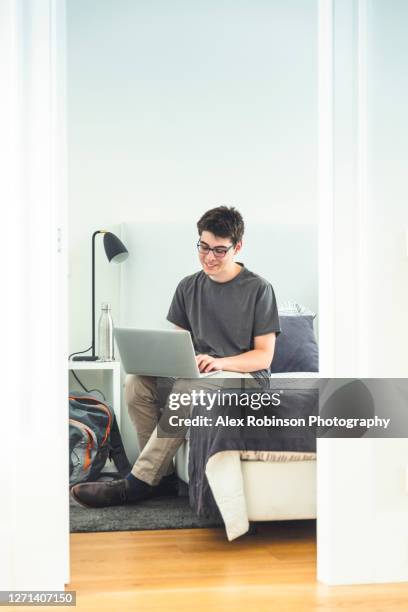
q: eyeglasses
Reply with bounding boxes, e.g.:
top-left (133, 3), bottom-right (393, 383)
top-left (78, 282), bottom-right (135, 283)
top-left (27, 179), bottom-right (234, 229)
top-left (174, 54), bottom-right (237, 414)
top-left (196, 240), bottom-right (234, 259)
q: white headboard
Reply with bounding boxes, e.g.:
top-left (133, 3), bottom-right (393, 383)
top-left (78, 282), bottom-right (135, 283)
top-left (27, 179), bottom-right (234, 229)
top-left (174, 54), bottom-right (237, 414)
top-left (119, 221), bottom-right (317, 329)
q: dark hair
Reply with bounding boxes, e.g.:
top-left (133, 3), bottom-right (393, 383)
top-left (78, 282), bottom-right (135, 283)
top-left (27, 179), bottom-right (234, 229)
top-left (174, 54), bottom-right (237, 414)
top-left (197, 206), bottom-right (244, 246)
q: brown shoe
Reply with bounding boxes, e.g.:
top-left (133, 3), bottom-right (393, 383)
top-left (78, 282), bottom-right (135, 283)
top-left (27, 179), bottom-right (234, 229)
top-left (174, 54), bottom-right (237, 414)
top-left (70, 478), bottom-right (153, 508)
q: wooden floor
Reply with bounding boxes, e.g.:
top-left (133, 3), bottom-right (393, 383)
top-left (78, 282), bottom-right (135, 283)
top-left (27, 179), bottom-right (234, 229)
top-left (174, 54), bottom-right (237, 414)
top-left (65, 522), bottom-right (408, 611)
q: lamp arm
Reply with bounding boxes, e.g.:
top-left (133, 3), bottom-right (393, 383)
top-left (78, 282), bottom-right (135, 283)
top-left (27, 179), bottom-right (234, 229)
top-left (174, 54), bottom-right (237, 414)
top-left (91, 230), bottom-right (105, 357)
top-left (71, 229), bottom-right (109, 361)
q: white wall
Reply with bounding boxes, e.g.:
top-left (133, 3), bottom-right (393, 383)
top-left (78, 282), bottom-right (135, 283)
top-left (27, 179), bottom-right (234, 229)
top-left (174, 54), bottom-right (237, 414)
top-left (67, 0), bottom-right (318, 356)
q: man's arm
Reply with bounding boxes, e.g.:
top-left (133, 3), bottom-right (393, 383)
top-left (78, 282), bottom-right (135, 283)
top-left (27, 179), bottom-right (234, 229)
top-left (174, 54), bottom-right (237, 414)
top-left (196, 333), bottom-right (276, 373)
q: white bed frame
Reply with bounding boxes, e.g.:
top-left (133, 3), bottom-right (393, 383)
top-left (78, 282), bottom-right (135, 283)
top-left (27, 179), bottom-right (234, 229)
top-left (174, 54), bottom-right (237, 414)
top-left (175, 442), bottom-right (316, 526)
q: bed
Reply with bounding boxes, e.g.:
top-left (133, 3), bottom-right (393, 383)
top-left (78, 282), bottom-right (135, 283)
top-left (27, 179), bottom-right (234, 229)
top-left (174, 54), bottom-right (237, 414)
top-left (175, 306), bottom-right (319, 540)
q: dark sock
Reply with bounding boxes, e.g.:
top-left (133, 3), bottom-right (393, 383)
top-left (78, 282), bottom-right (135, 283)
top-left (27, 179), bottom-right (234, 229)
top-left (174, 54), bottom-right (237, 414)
top-left (151, 473), bottom-right (179, 497)
top-left (125, 473), bottom-right (152, 501)
top-left (161, 472), bottom-right (176, 482)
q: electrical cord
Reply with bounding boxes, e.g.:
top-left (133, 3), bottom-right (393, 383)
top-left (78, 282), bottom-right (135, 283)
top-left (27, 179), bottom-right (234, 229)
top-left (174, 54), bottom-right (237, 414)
top-left (68, 345), bottom-right (93, 360)
top-left (70, 368), bottom-right (106, 401)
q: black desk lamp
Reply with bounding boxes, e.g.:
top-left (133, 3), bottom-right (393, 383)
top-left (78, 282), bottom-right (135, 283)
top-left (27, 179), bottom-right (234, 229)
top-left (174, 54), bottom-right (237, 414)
top-left (72, 230), bottom-right (129, 361)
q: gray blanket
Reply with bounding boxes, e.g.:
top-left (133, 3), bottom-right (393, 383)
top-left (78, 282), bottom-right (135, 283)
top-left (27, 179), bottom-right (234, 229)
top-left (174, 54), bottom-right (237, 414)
top-left (188, 378), bottom-right (318, 518)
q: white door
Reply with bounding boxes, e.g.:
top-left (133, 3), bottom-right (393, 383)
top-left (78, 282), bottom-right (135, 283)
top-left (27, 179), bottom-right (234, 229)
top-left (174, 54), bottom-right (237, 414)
top-left (0, 0), bottom-right (69, 590)
top-left (318, 0), bottom-right (408, 585)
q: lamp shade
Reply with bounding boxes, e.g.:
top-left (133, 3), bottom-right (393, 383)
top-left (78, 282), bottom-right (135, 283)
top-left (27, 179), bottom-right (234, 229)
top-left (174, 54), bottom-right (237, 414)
top-left (103, 232), bottom-right (129, 263)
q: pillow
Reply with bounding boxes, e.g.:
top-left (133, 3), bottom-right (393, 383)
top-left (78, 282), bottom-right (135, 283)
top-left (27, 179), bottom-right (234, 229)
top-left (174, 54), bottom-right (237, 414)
top-left (277, 300), bottom-right (313, 315)
top-left (270, 308), bottom-right (319, 373)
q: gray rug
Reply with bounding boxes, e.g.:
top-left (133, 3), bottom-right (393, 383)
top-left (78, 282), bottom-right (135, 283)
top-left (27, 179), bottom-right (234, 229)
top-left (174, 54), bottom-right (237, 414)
top-left (70, 493), bottom-right (223, 533)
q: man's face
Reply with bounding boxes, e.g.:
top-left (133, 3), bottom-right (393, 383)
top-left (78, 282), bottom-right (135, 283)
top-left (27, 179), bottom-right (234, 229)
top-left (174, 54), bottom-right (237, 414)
top-left (198, 230), bottom-right (241, 278)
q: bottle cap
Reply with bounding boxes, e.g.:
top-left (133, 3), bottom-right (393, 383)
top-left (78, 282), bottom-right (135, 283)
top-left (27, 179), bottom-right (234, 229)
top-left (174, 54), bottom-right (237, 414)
top-left (101, 302), bottom-right (111, 311)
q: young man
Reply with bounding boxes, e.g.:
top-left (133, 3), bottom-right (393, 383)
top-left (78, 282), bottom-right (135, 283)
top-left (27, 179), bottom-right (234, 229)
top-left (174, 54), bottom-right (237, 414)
top-left (71, 206), bottom-right (281, 508)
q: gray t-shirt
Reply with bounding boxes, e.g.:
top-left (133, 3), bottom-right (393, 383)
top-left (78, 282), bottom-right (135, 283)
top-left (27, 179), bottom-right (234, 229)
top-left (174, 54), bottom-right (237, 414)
top-left (166, 263), bottom-right (281, 379)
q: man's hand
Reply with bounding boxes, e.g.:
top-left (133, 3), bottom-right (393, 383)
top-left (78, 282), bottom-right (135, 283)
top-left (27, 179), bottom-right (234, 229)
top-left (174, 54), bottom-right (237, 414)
top-left (196, 354), bottom-right (224, 373)
top-left (199, 333), bottom-right (276, 373)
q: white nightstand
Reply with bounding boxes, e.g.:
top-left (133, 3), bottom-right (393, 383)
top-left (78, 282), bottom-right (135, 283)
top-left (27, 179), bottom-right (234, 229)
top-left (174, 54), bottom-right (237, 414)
top-left (68, 360), bottom-right (122, 429)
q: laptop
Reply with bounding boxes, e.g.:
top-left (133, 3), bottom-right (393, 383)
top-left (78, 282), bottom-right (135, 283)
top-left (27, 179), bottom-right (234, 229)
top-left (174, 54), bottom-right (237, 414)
top-left (114, 328), bottom-right (221, 378)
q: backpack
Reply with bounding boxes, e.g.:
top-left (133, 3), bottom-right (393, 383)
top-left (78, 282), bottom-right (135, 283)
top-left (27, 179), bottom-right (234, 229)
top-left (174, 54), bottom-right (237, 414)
top-left (69, 392), bottom-right (131, 485)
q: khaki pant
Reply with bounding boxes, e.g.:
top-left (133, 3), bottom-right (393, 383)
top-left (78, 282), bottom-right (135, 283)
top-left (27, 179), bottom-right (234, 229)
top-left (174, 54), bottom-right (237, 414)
top-left (125, 373), bottom-right (258, 485)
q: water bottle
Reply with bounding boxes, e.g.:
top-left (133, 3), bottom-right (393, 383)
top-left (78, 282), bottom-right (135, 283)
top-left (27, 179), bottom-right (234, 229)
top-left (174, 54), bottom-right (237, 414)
top-left (98, 303), bottom-right (114, 361)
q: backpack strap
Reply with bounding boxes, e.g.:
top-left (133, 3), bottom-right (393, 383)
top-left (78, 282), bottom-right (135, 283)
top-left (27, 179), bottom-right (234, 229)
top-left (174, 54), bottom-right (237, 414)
top-left (108, 415), bottom-right (132, 477)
